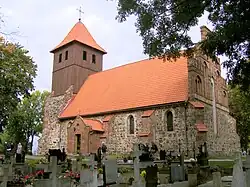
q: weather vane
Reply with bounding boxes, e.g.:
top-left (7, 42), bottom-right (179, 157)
top-left (77, 6), bottom-right (84, 22)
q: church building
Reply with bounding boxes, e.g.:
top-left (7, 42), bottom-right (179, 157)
top-left (38, 19), bottom-right (240, 157)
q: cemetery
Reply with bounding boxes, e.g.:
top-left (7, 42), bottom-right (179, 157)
top-left (0, 142), bottom-right (249, 187)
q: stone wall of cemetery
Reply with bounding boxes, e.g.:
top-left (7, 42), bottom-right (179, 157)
top-left (38, 86), bottom-right (74, 155)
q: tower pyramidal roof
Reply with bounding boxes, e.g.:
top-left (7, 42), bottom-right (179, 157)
top-left (50, 21), bottom-right (107, 54)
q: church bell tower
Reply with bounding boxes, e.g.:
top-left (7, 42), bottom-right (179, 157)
top-left (50, 19), bottom-right (107, 96)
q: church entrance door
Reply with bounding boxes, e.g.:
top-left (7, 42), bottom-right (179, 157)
top-left (75, 134), bottom-right (81, 154)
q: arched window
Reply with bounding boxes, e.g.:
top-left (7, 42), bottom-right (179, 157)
top-left (195, 75), bottom-right (202, 94)
top-left (128, 115), bottom-right (135, 134)
top-left (165, 111), bottom-right (173, 131)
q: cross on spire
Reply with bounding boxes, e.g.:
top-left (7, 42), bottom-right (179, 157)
top-left (77, 6), bottom-right (84, 22)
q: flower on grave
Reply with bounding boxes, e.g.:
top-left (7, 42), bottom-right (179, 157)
top-left (63, 171), bottom-right (80, 180)
top-left (23, 174), bottom-right (34, 185)
top-left (36, 170), bottom-right (44, 176)
top-left (140, 170), bottom-right (146, 178)
top-left (98, 168), bottom-right (103, 174)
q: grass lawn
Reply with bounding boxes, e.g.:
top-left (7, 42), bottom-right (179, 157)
top-left (209, 160), bottom-right (234, 168)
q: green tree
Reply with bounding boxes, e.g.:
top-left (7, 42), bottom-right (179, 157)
top-left (6, 90), bottom-right (50, 154)
top-left (0, 37), bottom-right (37, 130)
top-left (115, 0), bottom-right (250, 90)
top-left (0, 130), bottom-right (13, 153)
top-left (229, 86), bottom-right (250, 150)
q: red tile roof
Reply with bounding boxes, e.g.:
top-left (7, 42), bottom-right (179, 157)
top-left (195, 123), bottom-right (208, 132)
top-left (51, 21), bottom-right (106, 54)
top-left (82, 119), bottom-right (104, 132)
top-left (190, 101), bottom-right (205, 109)
top-left (142, 110), bottom-right (155, 117)
top-left (60, 57), bottom-right (188, 119)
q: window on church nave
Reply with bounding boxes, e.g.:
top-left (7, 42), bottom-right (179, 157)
top-left (128, 115), bottom-right (135, 134)
top-left (83, 50), bottom-right (87, 60)
top-left (92, 54), bottom-right (96, 64)
top-left (165, 111), bottom-right (173, 131)
top-left (195, 75), bottom-right (202, 94)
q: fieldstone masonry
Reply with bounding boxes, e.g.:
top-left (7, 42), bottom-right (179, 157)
top-left (38, 86), bottom-right (73, 154)
top-left (38, 97), bottom-right (240, 156)
top-left (38, 25), bottom-right (240, 157)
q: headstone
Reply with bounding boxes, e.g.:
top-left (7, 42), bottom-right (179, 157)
top-left (170, 163), bottom-right (185, 182)
top-left (80, 157), bottom-right (98, 187)
top-left (51, 156), bottom-right (58, 187)
top-left (145, 165), bottom-right (158, 187)
top-left (103, 160), bottom-right (118, 185)
top-left (212, 172), bottom-right (222, 187)
top-left (232, 152), bottom-right (247, 187)
top-left (160, 150), bottom-right (166, 160)
top-left (72, 159), bottom-right (77, 172)
top-left (188, 174), bottom-right (197, 187)
top-left (245, 155), bottom-right (250, 187)
top-left (133, 143), bottom-right (144, 187)
top-left (1, 165), bottom-right (9, 187)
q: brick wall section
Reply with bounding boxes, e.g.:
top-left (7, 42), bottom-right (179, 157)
top-left (66, 116), bottom-right (103, 154)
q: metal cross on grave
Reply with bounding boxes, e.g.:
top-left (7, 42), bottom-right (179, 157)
top-left (77, 6), bottom-right (84, 22)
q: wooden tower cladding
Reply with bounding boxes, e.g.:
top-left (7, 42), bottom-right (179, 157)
top-left (50, 21), bottom-right (107, 96)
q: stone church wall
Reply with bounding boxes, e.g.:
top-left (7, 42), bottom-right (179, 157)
top-left (204, 104), bottom-right (240, 156)
top-left (38, 96), bottom-right (240, 157)
top-left (97, 104), bottom-right (189, 155)
top-left (37, 86), bottom-right (73, 155)
top-left (96, 102), bottom-right (240, 157)
top-left (186, 99), bottom-right (240, 157)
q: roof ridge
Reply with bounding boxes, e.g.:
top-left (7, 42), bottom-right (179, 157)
top-left (88, 56), bottom-right (187, 80)
top-left (88, 57), bottom-right (154, 79)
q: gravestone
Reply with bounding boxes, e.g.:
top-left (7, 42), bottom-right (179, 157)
top-left (145, 165), bottom-right (158, 187)
top-left (245, 154), bottom-right (250, 187)
top-left (1, 164), bottom-right (9, 187)
top-left (170, 153), bottom-right (185, 183)
top-left (33, 156), bottom-right (59, 187)
top-left (133, 143), bottom-right (144, 187)
top-left (160, 150), bottom-right (166, 160)
top-left (80, 169), bottom-right (97, 187)
top-left (79, 154), bottom-right (98, 187)
top-left (103, 160), bottom-right (118, 185)
top-left (232, 152), bottom-right (246, 187)
top-left (212, 172), bottom-right (222, 187)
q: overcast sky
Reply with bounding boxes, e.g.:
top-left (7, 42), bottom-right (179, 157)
top-left (1, 0), bottom-right (227, 94)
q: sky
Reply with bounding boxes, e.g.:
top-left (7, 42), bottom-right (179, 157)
top-left (1, 0), bottom-right (227, 154)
